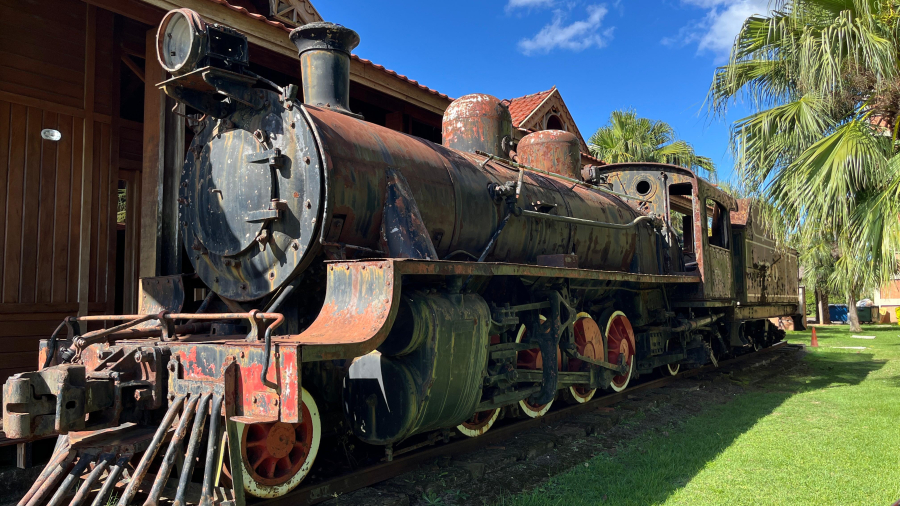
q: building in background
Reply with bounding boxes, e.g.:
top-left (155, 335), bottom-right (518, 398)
top-left (503, 86), bottom-right (601, 167)
top-left (875, 277), bottom-right (900, 322)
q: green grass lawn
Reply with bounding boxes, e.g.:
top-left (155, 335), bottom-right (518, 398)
top-left (501, 324), bottom-right (900, 506)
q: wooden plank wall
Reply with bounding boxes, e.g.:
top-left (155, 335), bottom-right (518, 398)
top-left (0, 0), bottom-right (120, 384)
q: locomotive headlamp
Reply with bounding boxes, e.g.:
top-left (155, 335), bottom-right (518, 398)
top-left (157, 8), bottom-right (249, 76)
top-left (157, 9), bottom-right (206, 75)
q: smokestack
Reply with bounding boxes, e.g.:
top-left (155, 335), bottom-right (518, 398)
top-left (289, 22), bottom-right (360, 115)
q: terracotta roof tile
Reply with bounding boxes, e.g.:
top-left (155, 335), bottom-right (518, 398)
top-left (203, 0), bottom-right (451, 101)
top-left (502, 87), bottom-right (555, 128)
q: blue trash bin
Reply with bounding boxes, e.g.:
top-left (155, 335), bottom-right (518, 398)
top-left (828, 304), bottom-right (849, 323)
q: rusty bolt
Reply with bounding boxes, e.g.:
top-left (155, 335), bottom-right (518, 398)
top-left (293, 191), bottom-right (300, 198)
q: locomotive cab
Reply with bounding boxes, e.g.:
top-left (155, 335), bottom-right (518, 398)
top-left (586, 163), bottom-right (738, 301)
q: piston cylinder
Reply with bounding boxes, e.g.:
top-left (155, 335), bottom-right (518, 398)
top-left (343, 292), bottom-right (490, 445)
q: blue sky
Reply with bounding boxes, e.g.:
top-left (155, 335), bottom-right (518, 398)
top-left (316, 0), bottom-right (770, 183)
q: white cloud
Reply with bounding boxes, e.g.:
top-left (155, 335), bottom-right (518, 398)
top-left (665, 0), bottom-right (770, 60)
top-left (506, 0), bottom-right (556, 13)
top-left (518, 4), bottom-right (613, 56)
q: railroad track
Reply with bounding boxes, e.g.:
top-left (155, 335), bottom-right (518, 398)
top-left (261, 341), bottom-right (799, 506)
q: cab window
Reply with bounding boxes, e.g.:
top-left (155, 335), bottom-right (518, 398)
top-left (706, 198), bottom-right (730, 249)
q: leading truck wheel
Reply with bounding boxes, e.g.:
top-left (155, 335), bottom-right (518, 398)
top-left (604, 310), bottom-right (635, 392)
top-left (239, 388), bottom-right (321, 498)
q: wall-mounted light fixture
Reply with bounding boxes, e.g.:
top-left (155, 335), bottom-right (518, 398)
top-left (41, 129), bottom-right (61, 141)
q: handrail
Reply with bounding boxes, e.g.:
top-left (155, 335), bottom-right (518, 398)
top-left (474, 150), bottom-right (647, 202)
top-left (66, 312), bottom-right (285, 355)
top-left (71, 312), bottom-right (283, 322)
top-left (517, 209), bottom-right (662, 230)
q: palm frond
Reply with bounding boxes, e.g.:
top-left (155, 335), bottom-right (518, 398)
top-left (773, 118), bottom-right (889, 224)
top-left (589, 109), bottom-right (716, 178)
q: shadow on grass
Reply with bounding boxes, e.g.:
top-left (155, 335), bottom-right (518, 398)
top-left (503, 351), bottom-right (885, 506)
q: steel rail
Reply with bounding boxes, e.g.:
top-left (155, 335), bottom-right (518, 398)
top-left (259, 341), bottom-right (796, 506)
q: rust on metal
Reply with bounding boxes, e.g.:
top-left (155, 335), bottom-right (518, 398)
top-left (279, 260), bottom-right (401, 362)
top-left (516, 130), bottom-right (581, 179)
top-left (441, 93), bottom-right (513, 157)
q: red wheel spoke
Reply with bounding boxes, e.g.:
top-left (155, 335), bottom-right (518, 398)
top-left (251, 454), bottom-right (267, 470)
top-left (261, 458), bottom-right (277, 479)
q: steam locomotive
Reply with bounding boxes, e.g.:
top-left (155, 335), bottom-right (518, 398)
top-left (3, 9), bottom-right (802, 506)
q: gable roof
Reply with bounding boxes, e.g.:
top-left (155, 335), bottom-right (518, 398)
top-left (505, 88), bottom-right (556, 128)
top-left (503, 87), bottom-right (589, 154)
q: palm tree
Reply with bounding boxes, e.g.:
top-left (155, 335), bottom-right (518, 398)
top-left (708, 0), bottom-right (900, 331)
top-left (588, 110), bottom-right (716, 179)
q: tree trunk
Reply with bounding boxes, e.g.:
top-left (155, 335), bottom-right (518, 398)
top-left (847, 294), bottom-right (862, 332)
top-left (817, 288), bottom-right (831, 324)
